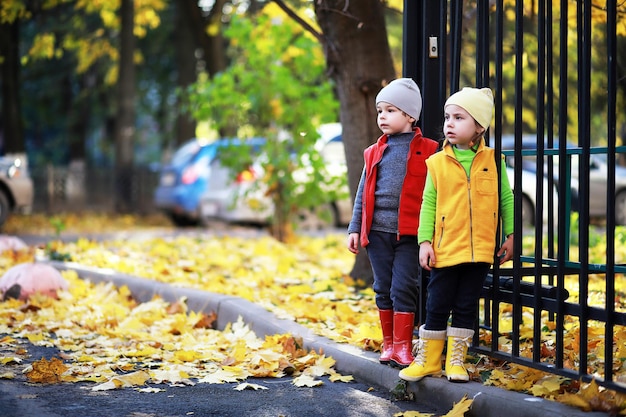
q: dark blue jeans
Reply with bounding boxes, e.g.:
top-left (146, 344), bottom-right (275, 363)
top-left (424, 262), bottom-right (490, 330)
top-left (366, 231), bottom-right (419, 313)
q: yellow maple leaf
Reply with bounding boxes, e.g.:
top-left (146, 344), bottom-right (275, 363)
top-left (125, 346), bottom-right (161, 358)
top-left (230, 340), bottom-right (249, 363)
top-left (0, 356), bottom-right (21, 365)
top-left (91, 370), bottom-right (150, 391)
top-left (150, 368), bottom-right (194, 385)
top-left (328, 371), bottom-right (353, 383)
top-left (530, 375), bottom-right (564, 397)
top-left (197, 367), bottom-right (248, 384)
top-left (305, 355), bottom-right (336, 377)
top-left (26, 333), bottom-right (45, 343)
top-left (173, 350), bottom-right (203, 362)
top-left (558, 392), bottom-right (592, 411)
top-left (293, 374), bottom-right (323, 387)
top-left (248, 348), bottom-right (283, 367)
top-left (442, 395), bottom-right (473, 417)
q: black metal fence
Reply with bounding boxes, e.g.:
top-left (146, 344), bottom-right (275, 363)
top-left (408, 1), bottom-right (626, 392)
top-left (30, 164), bottom-right (159, 215)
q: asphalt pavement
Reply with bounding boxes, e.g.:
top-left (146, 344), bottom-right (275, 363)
top-left (1, 346), bottom-right (434, 417)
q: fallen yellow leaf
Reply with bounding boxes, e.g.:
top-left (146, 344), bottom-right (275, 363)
top-left (91, 370), bottom-right (150, 391)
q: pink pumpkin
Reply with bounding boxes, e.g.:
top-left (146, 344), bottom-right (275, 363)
top-left (0, 263), bottom-right (69, 301)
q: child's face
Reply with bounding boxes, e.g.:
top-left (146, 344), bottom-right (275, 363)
top-left (443, 104), bottom-right (485, 150)
top-left (376, 102), bottom-right (415, 135)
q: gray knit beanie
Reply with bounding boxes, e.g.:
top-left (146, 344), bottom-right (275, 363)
top-left (375, 78), bottom-right (423, 121)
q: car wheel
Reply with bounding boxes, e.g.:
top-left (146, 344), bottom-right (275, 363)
top-left (0, 191), bottom-right (10, 227)
top-left (616, 190), bottom-right (626, 226)
top-left (520, 195), bottom-right (535, 228)
top-left (296, 204), bottom-right (338, 232)
top-left (168, 212), bottom-right (199, 227)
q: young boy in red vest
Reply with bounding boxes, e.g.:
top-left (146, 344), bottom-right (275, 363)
top-left (347, 78), bottom-right (439, 368)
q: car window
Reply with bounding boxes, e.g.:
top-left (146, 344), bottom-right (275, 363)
top-left (171, 141), bottom-right (203, 166)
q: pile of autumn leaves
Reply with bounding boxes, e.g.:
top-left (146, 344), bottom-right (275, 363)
top-left (1, 213), bottom-right (626, 415)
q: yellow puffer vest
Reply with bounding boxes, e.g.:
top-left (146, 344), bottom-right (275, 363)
top-left (425, 140), bottom-right (499, 267)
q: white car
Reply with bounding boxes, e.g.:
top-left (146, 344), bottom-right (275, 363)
top-left (504, 165), bottom-right (567, 228)
top-left (0, 155), bottom-right (33, 226)
top-left (572, 153), bottom-right (626, 225)
top-left (501, 135), bottom-right (625, 225)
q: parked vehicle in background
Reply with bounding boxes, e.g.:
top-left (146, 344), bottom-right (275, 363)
top-left (501, 135), bottom-right (625, 225)
top-left (502, 165), bottom-right (557, 228)
top-left (153, 137), bottom-right (265, 227)
top-left (154, 124), bottom-right (352, 230)
top-left (0, 155), bottom-right (34, 227)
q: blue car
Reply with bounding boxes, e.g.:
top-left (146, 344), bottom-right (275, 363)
top-left (154, 137), bottom-right (265, 226)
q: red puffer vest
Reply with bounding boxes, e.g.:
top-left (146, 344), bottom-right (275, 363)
top-left (359, 128), bottom-right (439, 247)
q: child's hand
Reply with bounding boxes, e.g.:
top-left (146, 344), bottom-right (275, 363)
top-left (347, 233), bottom-right (360, 254)
top-left (497, 234), bottom-right (514, 264)
top-left (419, 242), bottom-right (435, 271)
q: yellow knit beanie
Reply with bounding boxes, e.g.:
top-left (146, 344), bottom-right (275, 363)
top-left (444, 87), bottom-right (494, 129)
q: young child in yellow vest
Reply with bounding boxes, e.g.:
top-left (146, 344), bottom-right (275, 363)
top-left (400, 87), bottom-right (515, 382)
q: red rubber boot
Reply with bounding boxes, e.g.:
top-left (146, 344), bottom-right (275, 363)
top-left (390, 312), bottom-right (415, 368)
top-left (378, 309), bottom-right (394, 364)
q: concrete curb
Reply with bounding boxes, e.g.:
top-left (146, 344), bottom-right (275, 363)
top-left (49, 261), bottom-right (608, 417)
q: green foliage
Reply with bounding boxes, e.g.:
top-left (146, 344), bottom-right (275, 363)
top-left (49, 216), bottom-right (66, 237)
top-left (185, 7), bottom-right (341, 236)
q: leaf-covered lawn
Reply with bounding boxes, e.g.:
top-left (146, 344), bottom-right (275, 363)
top-left (2, 213), bottom-right (626, 414)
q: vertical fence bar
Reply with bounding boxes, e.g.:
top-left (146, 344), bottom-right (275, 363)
top-left (544, 0), bottom-right (557, 333)
top-left (576, 0), bottom-right (591, 379)
top-left (475, 0), bottom-right (489, 87)
top-left (604, 0), bottom-right (617, 384)
top-left (532, 0), bottom-right (547, 364)
top-left (490, 0), bottom-right (505, 353)
top-left (544, 0), bottom-right (556, 266)
top-left (402, 0), bottom-right (419, 81)
top-left (407, 0), bottom-right (446, 140)
top-left (510, 0), bottom-right (525, 358)
top-left (449, 0), bottom-right (462, 95)
top-left (555, 0), bottom-right (569, 372)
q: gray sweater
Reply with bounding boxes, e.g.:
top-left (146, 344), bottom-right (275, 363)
top-left (348, 132), bottom-right (412, 235)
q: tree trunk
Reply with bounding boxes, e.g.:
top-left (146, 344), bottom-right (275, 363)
top-left (175, 3), bottom-right (198, 146)
top-left (180, 0), bottom-right (230, 136)
top-left (0, 20), bottom-right (25, 155)
top-left (114, 0), bottom-right (136, 213)
top-left (314, 1), bottom-right (397, 285)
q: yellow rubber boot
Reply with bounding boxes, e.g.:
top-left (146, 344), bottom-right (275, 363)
top-left (398, 326), bottom-right (446, 382)
top-left (444, 326), bottom-right (474, 382)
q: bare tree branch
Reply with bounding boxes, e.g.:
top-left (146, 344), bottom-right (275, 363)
top-left (270, 0), bottom-right (324, 43)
